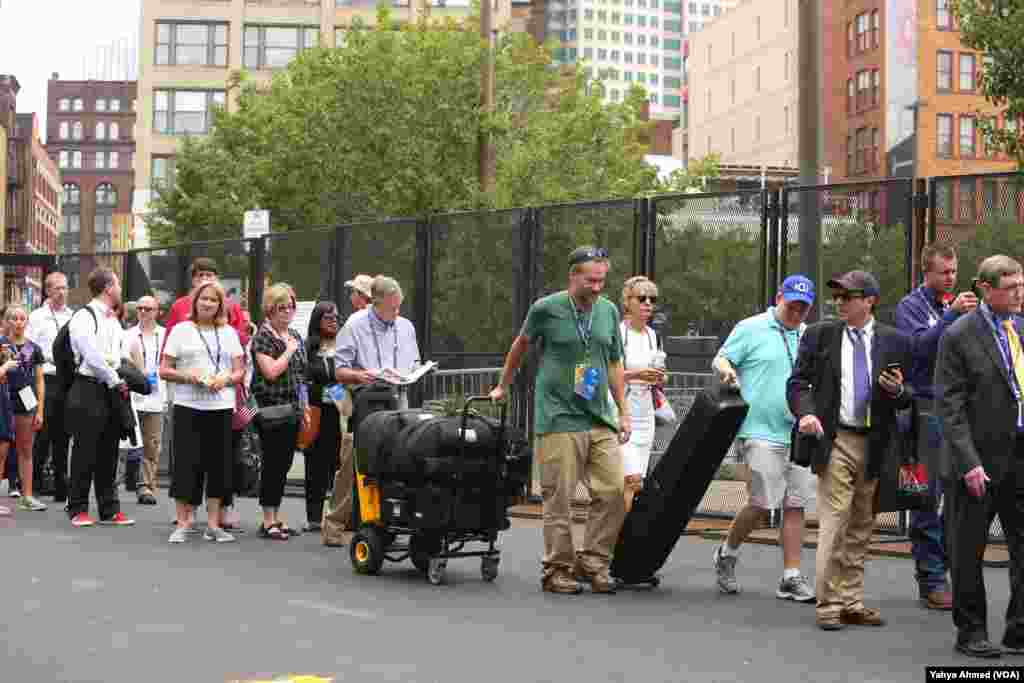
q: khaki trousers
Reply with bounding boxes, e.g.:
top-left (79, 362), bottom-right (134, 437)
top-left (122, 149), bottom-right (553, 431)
top-left (538, 427), bottom-right (625, 578)
top-left (815, 430), bottom-right (879, 618)
top-left (321, 432), bottom-right (355, 546)
top-left (137, 411), bottom-right (164, 496)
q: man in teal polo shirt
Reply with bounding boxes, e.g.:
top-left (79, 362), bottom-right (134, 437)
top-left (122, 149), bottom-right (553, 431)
top-left (490, 246), bottom-right (630, 595)
top-left (711, 274), bottom-right (817, 602)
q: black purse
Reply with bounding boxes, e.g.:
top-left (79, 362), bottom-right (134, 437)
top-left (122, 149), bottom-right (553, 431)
top-left (256, 403), bottom-right (297, 430)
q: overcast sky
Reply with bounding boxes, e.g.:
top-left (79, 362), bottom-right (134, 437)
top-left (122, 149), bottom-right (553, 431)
top-left (0, 0), bottom-right (141, 142)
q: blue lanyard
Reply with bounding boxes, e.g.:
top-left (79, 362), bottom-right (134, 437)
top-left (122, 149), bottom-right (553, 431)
top-left (981, 305), bottom-right (1021, 401)
top-left (915, 287), bottom-right (943, 326)
top-left (569, 295), bottom-right (593, 350)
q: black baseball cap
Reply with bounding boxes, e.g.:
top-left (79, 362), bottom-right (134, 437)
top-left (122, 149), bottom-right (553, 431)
top-left (827, 270), bottom-right (880, 297)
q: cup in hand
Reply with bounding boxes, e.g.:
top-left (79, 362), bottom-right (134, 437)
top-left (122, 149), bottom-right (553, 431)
top-left (651, 350), bottom-right (667, 371)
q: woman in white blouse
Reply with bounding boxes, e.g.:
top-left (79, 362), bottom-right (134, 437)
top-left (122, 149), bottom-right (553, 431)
top-left (619, 276), bottom-right (666, 512)
top-left (160, 283), bottom-right (245, 544)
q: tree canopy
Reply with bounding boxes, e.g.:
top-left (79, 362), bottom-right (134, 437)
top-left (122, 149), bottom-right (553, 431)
top-left (147, 9), bottom-right (701, 245)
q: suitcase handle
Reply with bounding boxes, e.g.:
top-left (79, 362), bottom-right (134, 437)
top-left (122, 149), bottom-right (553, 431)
top-left (461, 396), bottom-right (508, 460)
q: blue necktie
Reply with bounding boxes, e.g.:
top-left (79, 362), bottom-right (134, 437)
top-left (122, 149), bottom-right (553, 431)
top-left (849, 328), bottom-right (870, 423)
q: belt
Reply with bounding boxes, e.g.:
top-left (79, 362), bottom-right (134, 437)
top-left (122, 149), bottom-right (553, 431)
top-left (838, 424), bottom-right (870, 435)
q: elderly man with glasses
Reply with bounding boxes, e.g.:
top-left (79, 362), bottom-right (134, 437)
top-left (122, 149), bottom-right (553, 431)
top-left (787, 270), bottom-right (913, 631)
top-left (490, 245), bottom-right (630, 595)
top-left (122, 295), bottom-right (166, 505)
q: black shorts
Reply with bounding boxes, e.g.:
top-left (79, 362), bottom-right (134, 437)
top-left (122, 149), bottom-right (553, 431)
top-left (169, 405), bottom-right (233, 505)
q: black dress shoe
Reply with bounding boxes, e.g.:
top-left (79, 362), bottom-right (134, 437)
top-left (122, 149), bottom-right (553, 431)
top-left (1002, 643), bottom-right (1024, 655)
top-left (137, 493), bottom-right (157, 505)
top-left (956, 639), bottom-right (1002, 658)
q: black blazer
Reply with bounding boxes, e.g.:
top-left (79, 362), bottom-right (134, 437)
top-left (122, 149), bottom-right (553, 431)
top-left (936, 309), bottom-right (1023, 485)
top-left (787, 319), bottom-right (913, 479)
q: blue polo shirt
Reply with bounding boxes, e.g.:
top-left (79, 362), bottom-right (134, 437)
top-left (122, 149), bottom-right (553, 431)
top-left (718, 308), bottom-right (803, 445)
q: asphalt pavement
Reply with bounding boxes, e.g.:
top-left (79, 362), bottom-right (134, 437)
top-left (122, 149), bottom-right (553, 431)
top-left (0, 493), bottom-right (1015, 683)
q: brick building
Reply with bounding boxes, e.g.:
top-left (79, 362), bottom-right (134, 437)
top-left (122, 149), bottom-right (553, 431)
top-left (0, 75), bottom-right (18, 256)
top-left (45, 75), bottom-right (137, 255)
top-left (7, 114), bottom-right (62, 306)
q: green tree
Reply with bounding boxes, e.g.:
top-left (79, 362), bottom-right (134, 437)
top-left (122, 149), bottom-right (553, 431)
top-left (951, 0), bottom-right (1024, 163)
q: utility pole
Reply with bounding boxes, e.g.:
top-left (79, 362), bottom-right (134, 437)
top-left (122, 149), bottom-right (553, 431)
top-left (479, 0), bottom-right (497, 193)
top-left (797, 0), bottom-right (822, 320)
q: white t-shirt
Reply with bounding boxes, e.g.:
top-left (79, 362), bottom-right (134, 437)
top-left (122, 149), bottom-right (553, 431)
top-left (123, 324), bottom-right (167, 412)
top-left (162, 321), bottom-right (243, 411)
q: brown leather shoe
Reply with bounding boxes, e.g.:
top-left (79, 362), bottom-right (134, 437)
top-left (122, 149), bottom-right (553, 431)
top-left (817, 613), bottom-right (846, 631)
top-left (841, 607), bottom-right (886, 626)
top-left (542, 573), bottom-right (583, 595)
top-left (590, 572), bottom-right (620, 594)
top-left (922, 589), bottom-right (953, 610)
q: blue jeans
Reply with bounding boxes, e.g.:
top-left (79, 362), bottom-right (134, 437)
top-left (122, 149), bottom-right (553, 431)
top-left (910, 412), bottom-right (947, 593)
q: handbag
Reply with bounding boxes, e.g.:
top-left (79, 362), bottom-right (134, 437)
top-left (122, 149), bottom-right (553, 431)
top-left (652, 386), bottom-right (677, 425)
top-left (255, 402), bottom-right (298, 430)
top-left (232, 382), bottom-right (258, 432)
top-left (297, 405), bottom-right (321, 450)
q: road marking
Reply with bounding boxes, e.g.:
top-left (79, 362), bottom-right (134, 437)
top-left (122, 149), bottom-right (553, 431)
top-left (71, 578), bottom-right (104, 592)
top-left (286, 599), bottom-right (376, 621)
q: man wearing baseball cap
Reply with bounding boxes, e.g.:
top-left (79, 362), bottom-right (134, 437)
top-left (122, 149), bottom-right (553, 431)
top-left (787, 269), bottom-right (913, 631)
top-left (345, 274), bottom-right (373, 314)
top-left (711, 274), bottom-right (817, 602)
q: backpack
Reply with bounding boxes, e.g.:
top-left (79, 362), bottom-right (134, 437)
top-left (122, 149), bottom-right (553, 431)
top-left (53, 306), bottom-right (98, 397)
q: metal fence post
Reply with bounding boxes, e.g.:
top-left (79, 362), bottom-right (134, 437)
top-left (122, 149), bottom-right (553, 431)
top-left (249, 238), bottom-right (266, 324)
top-left (760, 189), bottom-right (773, 308)
top-left (177, 244), bottom-right (192, 299)
top-left (331, 224), bottom-right (347, 313)
top-left (645, 196), bottom-right (657, 279)
top-left (912, 178), bottom-right (929, 287)
top-left (904, 180), bottom-right (916, 294)
top-left (415, 218), bottom-right (433, 358)
top-left (778, 188), bottom-right (790, 290)
top-left (927, 177), bottom-right (937, 244)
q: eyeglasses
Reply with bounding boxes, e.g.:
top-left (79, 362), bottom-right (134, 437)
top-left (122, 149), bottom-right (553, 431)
top-left (569, 247), bottom-right (609, 267)
top-left (832, 292), bottom-right (866, 303)
top-left (275, 303), bottom-right (296, 313)
top-left (634, 295), bottom-right (658, 304)
top-left (137, 306), bottom-right (155, 312)
top-left (322, 314), bottom-right (339, 321)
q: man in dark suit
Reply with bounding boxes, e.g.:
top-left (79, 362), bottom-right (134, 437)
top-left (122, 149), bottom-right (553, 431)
top-left (936, 254), bottom-right (1024, 659)
top-left (788, 270), bottom-right (913, 631)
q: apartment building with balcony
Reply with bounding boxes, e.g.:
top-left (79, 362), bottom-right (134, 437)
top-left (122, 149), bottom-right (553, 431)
top-left (134, 0), bottom-right (512, 247)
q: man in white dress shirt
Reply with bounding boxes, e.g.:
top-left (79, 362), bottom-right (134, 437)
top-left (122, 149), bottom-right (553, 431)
top-left (26, 271), bottom-right (73, 503)
top-left (65, 267), bottom-right (134, 528)
top-left (123, 295), bottom-right (166, 505)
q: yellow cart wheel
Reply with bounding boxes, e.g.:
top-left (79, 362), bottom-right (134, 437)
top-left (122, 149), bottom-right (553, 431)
top-left (350, 525), bottom-right (386, 575)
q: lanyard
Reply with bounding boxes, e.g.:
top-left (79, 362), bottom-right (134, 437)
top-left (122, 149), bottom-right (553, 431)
top-left (915, 287), bottom-right (943, 327)
top-left (776, 326), bottom-right (796, 369)
top-left (569, 295), bottom-right (594, 351)
top-left (138, 329), bottom-right (159, 372)
top-left (620, 322), bottom-right (654, 350)
top-left (982, 306), bottom-right (1021, 401)
top-left (197, 325), bottom-right (222, 375)
top-left (368, 309), bottom-right (398, 369)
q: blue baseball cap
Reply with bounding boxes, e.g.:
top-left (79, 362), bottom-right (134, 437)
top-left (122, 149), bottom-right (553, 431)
top-left (781, 274), bottom-right (815, 305)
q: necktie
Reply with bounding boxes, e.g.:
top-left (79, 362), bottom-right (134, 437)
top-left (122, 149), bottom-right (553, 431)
top-left (850, 328), bottom-right (870, 424)
top-left (1002, 320), bottom-right (1024, 393)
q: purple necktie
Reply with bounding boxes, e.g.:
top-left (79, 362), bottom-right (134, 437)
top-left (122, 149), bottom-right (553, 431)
top-left (849, 328), bottom-right (870, 423)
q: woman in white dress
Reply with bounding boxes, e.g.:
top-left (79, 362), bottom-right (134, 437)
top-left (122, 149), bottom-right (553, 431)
top-left (619, 276), bottom-right (666, 512)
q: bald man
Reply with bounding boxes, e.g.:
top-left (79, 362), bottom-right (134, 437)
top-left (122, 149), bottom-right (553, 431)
top-left (123, 296), bottom-right (166, 504)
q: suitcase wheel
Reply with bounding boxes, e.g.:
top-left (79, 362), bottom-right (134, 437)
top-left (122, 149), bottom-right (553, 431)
top-left (427, 557), bottom-right (447, 585)
top-left (481, 556), bottom-right (499, 582)
top-left (409, 533), bottom-right (439, 574)
top-left (350, 525), bottom-right (386, 575)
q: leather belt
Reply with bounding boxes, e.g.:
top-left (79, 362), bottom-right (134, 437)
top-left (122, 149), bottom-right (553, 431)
top-left (838, 424), bottom-right (870, 435)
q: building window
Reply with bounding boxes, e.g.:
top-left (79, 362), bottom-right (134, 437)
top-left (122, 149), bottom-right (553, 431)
top-left (96, 183), bottom-right (118, 208)
top-left (152, 157), bottom-right (178, 190)
top-left (937, 0), bottom-right (951, 29)
top-left (784, 51), bottom-right (790, 80)
top-left (959, 53), bottom-right (976, 92)
top-left (847, 22), bottom-right (854, 57)
top-left (755, 116), bottom-right (760, 141)
top-left (110, 99), bottom-right (121, 112)
top-left (959, 178), bottom-right (976, 222)
top-left (856, 13), bottom-right (868, 52)
top-left (872, 128), bottom-right (880, 171)
top-left (872, 70), bottom-right (880, 106)
top-left (244, 25), bottom-right (319, 70)
top-left (95, 152), bottom-right (105, 169)
top-left (58, 121), bottom-right (69, 140)
top-left (58, 98), bottom-right (70, 112)
top-left (73, 98), bottom-right (83, 112)
top-left (153, 90), bottom-right (226, 135)
top-left (96, 98), bottom-right (107, 112)
top-left (730, 78), bottom-right (735, 104)
top-left (94, 215), bottom-right (113, 252)
top-left (58, 151), bottom-right (68, 169)
top-left (109, 122), bottom-right (119, 140)
top-left (960, 116), bottom-right (976, 157)
top-left (847, 78), bottom-right (854, 113)
top-left (60, 214), bottom-right (81, 254)
top-left (871, 11), bottom-right (879, 48)
top-left (937, 51), bottom-right (953, 91)
top-left (156, 21), bottom-right (229, 67)
top-left (755, 66), bottom-right (760, 92)
top-left (109, 151), bottom-right (120, 169)
top-left (96, 121), bottom-right (106, 140)
top-left (62, 183), bottom-right (80, 206)
top-left (785, 105), bottom-right (790, 132)
top-left (937, 114), bottom-right (953, 157)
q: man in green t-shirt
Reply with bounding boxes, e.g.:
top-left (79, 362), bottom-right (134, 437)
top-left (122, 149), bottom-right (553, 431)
top-left (490, 246), bottom-right (631, 595)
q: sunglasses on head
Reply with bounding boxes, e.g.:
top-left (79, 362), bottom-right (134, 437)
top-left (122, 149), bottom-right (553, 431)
top-left (634, 295), bottom-right (658, 304)
top-left (569, 247), bottom-right (609, 267)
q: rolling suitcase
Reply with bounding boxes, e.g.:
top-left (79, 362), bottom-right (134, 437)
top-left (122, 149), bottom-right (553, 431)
top-left (610, 382), bottom-right (748, 585)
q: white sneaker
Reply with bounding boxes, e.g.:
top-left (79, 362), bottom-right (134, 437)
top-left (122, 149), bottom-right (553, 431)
top-left (10, 488), bottom-right (21, 499)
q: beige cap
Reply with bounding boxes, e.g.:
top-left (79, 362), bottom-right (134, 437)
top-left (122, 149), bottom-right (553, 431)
top-left (345, 274), bottom-right (374, 298)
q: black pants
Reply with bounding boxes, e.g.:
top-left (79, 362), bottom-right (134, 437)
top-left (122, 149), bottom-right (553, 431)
top-left (169, 406), bottom-right (233, 505)
top-left (222, 429), bottom-right (244, 508)
top-left (257, 414), bottom-right (299, 509)
top-left (33, 375), bottom-right (69, 497)
top-left (946, 439), bottom-right (1024, 647)
top-left (65, 378), bottom-right (120, 520)
top-left (305, 403), bottom-right (340, 523)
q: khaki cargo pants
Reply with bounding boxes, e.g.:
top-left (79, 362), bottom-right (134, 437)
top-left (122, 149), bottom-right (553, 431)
top-left (539, 426), bottom-right (625, 579)
top-left (321, 431), bottom-right (355, 546)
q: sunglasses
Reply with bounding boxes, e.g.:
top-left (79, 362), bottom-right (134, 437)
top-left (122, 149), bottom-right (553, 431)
top-left (832, 291), bottom-right (866, 303)
top-left (569, 247), bottom-right (609, 267)
top-left (322, 313), bottom-right (339, 321)
top-left (137, 306), bottom-right (155, 312)
top-left (634, 295), bottom-right (658, 304)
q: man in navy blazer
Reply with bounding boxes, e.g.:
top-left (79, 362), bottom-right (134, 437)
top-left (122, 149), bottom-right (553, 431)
top-left (787, 270), bottom-right (913, 631)
top-left (936, 254), bottom-right (1024, 659)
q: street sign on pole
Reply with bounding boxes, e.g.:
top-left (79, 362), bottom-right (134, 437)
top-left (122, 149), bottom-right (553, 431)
top-left (243, 210), bottom-right (270, 239)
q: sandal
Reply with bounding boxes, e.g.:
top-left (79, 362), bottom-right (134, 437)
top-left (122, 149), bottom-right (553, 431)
top-left (259, 524), bottom-right (285, 540)
top-left (276, 522), bottom-right (299, 537)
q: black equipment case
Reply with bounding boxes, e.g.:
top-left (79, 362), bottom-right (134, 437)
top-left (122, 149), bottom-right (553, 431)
top-left (610, 383), bottom-right (748, 584)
